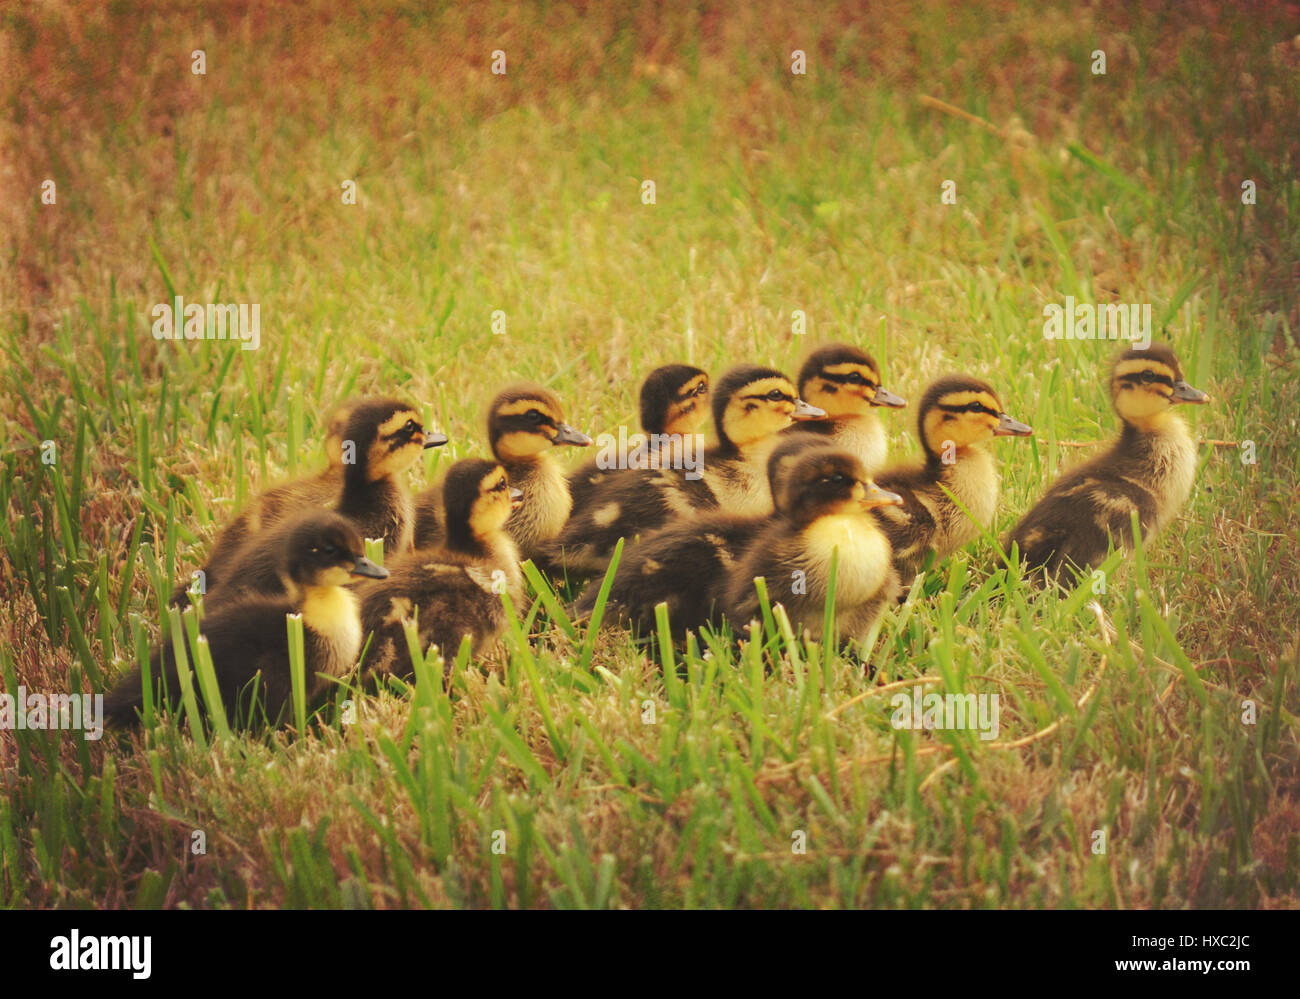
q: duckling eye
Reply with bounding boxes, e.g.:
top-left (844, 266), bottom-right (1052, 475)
top-left (492, 480), bottom-right (507, 491)
top-left (823, 472), bottom-right (847, 485)
top-left (527, 409), bottom-right (544, 424)
top-left (404, 419), bottom-right (419, 434)
top-left (765, 390), bottom-right (788, 402)
top-left (1139, 371), bottom-right (1155, 384)
top-left (845, 372), bottom-right (865, 385)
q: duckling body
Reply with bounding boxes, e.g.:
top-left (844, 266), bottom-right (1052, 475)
top-left (781, 344), bottom-right (905, 475)
top-left (723, 447), bottom-right (903, 647)
top-left (573, 437), bottom-right (811, 636)
top-left (548, 366), bottom-right (826, 575)
top-left (1009, 344), bottom-right (1208, 583)
top-left (358, 459), bottom-right (525, 682)
top-left (871, 375), bottom-right (1032, 582)
top-left (412, 385), bottom-right (590, 562)
top-left (106, 512), bottom-right (388, 727)
top-left (568, 365), bottom-right (709, 510)
top-left (202, 398), bottom-right (445, 606)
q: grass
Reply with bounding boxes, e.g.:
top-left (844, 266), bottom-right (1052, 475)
top-left (1, 1), bottom-right (1299, 908)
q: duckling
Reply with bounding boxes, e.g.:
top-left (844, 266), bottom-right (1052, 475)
top-left (870, 375), bottom-right (1033, 583)
top-left (1008, 343), bottom-right (1209, 585)
top-left (782, 344), bottom-right (906, 474)
top-left (572, 436), bottom-right (811, 637)
top-left (412, 384), bottom-right (592, 561)
top-left (722, 447), bottom-right (904, 649)
top-left (356, 458), bottom-right (524, 682)
top-left (547, 365), bottom-right (827, 575)
top-left (105, 511), bottom-right (388, 728)
top-left (202, 398), bottom-right (444, 605)
top-left (172, 397), bottom-right (445, 604)
top-left (568, 364), bottom-right (710, 510)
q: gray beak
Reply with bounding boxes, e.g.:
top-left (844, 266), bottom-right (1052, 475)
top-left (424, 431), bottom-right (449, 448)
top-left (1171, 380), bottom-right (1210, 404)
top-left (350, 556), bottom-right (389, 579)
top-left (994, 412), bottom-right (1033, 437)
top-left (791, 398), bottom-right (828, 421)
top-left (553, 424), bottom-right (594, 447)
top-left (509, 486), bottom-right (524, 509)
top-left (871, 386), bottom-right (907, 408)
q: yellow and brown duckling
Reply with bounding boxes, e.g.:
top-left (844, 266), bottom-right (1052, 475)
top-left (871, 375), bottom-right (1033, 583)
top-left (568, 364), bottom-right (710, 510)
top-left (170, 397), bottom-right (368, 605)
top-left (412, 384), bottom-right (592, 561)
top-left (547, 364), bottom-right (827, 575)
top-left (722, 446), bottom-right (904, 649)
top-left (573, 436), bottom-right (810, 638)
top-left (106, 511), bottom-right (387, 727)
top-left (782, 344), bottom-right (906, 475)
top-left (1008, 343), bottom-right (1209, 586)
top-left (200, 398), bottom-right (445, 605)
top-left (356, 458), bottom-right (525, 682)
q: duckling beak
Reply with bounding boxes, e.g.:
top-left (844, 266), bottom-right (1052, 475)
top-left (509, 487), bottom-right (524, 510)
top-left (423, 431), bottom-right (449, 448)
top-left (994, 413), bottom-right (1033, 437)
top-left (1171, 380), bottom-right (1210, 404)
top-left (860, 481), bottom-right (904, 509)
top-left (871, 386), bottom-right (907, 408)
top-left (791, 399), bottom-right (828, 421)
top-left (553, 424), bottom-right (594, 447)
top-left (349, 556), bottom-right (389, 579)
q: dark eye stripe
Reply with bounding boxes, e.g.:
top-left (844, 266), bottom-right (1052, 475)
top-left (936, 401), bottom-right (995, 415)
top-left (821, 372), bottom-right (878, 388)
top-left (1120, 373), bottom-right (1174, 387)
top-left (743, 392), bottom-right (794, 403)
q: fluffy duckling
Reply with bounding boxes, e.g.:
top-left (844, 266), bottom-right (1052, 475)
top-left (568, 365), bottom-right (710, 509)
top-left (201, 398), bottom-right (444, 605)
top-left (722, 447), bottom-right (904, 649)
top-left (548, 365), bottom-right (827, 575)
top-left (356, 458), bottom-right (525, 682)
top-left (871, 375), bottom-right (1033, 582)
top-left (171, 398), bottom-right (359, 605)
top-left (173, 397), bottom-right (445, 604)
top-left (106, 511), bottom-right (388, 727)
top-left (573, 436), bottom-right (810, 637)
top-left (1008, 343), bottom-right (1209, 585)
top-left (412, 384), bottom-right (592, 561)
top-left (782, 344), bottom-right (906, 474)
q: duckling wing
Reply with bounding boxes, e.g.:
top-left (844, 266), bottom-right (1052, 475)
top-left (1010, 465), bottom-right (1158, 579)
top-left (549, 467), bottom-right (718, 575)
top-left (412, 481), bottom-right (447, 549)
top-left (576, 515), bottom-right (764, 635)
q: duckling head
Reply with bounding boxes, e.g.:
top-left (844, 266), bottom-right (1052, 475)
top-left (776, 446), bottom-right (903, 525)
top-left (1111, 343), bottom-right (1209, 430)
top-left (488, 384), bottom-right (593, 462)
top-left (796, 344), bottom-right (906, 417)
top-left (640, 365), bottom-right (710, 437)
top-left (918, 375), bottom-right (1032, 461)
top-left (278, 511), bottom-right (389, 591)
top-left (713, 365), bottom-right (827, 450)
top-left (343, 397), bottom-right (448, 483)
top-left (443, 457), bottom-right (521, 548)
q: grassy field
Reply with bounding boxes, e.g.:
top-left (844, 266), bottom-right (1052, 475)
top-left (2, 1), bottom-right (1298, 908)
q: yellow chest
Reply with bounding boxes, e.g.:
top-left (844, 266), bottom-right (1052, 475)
top-left (300, 586), bottom-right (363, 672)
top-left (1146, 417), bottom-right (1197, 530)
top-left (800, 516), bottom-right (892, 603)
top-left (939, 448), bottom-right (999, 550)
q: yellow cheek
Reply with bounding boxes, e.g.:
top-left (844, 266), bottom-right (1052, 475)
top-left (496, 431), bottom-right (550, 459)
